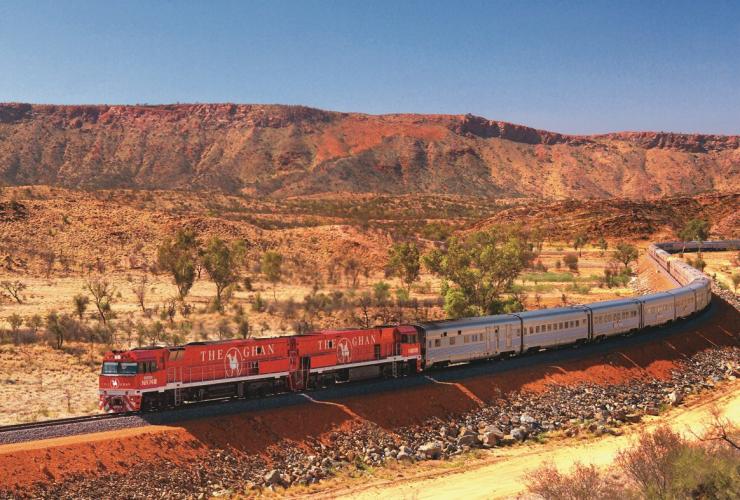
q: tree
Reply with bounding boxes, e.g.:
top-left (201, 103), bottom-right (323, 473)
top-left (8, 313), bottom-right (23, 344)
top-left (373, 281), bottom-right (391, 306)
top-left (563, 253), bottom-right (579, 273)
top-left (614, 242), bottom-right (639, 272)
top-left (356, 292), bottom-right (372, 328)
top-left (85, 277), bottom-right (115, 327)
top-left (678, 218), bottom-right (711, 254)
top-left (573, 233), bottom-right (588, 257)
top-left (26, 314), bottom-right (43, 341)
top-left (387, 242), bottom-right (421, 293)
top-left (73, 294), bottom-right (89, 322)
top-left (132, 274), bottom-right (148, 313)
top-left (41, 251), bottom-right (56, 278)
top-left (261, 250), bottom-right (283, 300)
top-left (597, 236), bottom-right (608, 256)
top-left (203, 237), bottom-right (240, 311)
top-left (0, 280), bottom-right (26, 304)
top-left (157, 229), bottom-right (199, 301)
top-left (343, 258), bottom-right (361, 288)
top-left (46, 311), bottom-right (65, 349)
top-left (423, 227), bottom-right (534, 316)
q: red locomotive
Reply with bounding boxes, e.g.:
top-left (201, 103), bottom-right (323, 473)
top-left (99, 326), bottom-right (421, 412)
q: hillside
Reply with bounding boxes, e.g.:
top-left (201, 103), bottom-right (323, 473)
top-left (0, 103), bottom-right (738, 199)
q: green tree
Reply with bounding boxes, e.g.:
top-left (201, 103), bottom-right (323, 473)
top-left (387, 242), bottom-right (421, 293)
top-left (8, 313), bottom-right (23, 344)
top-left (614, 242), bottom-right (639, 272)
top-left (423, 226), bottom-right (533, 315)
top-left (678, 218), bottom-right (711, 254)
top-left (573, 233), bottom-right (588, 257)
top-left (73, 294), bottom-right (89, 321)
top-left (203, 237), bottom-right (240, 311)
top-left (157, 228), bottom-right (199, 301)
top-left (261, 250), bottom-right (283, 300)
top-left (373, 281), bottom-right (391, 305)
top-left (597, 236), bottom-right (608, 256)
top-left (45, 311), bottom-right (64, 349)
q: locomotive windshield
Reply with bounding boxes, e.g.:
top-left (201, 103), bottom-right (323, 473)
top-left (102, 362), bottom-right (138, 375)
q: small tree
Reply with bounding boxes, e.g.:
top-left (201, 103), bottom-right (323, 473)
top-left (573, 233), bottom-right (588, 257)
top-left (356, 292), bottom-right (372, 328)
top-left (0, 280), bottom-right (26, 304)
top-left (73, 294), bottom-right (89, 322)
top-left (678, 218), bottom-right (711, 254)
top-left (261, 250), bottom-right (283, 300)
top-left (85, 277), bottom-right (115, 327)
top-left (26, 314), bottom-right (43, 341)
top-left (373, 281), bottom-right (391, 306)
top-left (387, 242), bottom-right (421, 293)
top-left (597, 236), bottom-right (608, 256)
top-left (614, 242), bottom-right (639, 272)
top-left (563, 253), bottom-right (579, 272)
top-left (46, 311), bottom-right (64, 349)
top-left (157, 229), bottom-right (199, 301)
top-left (132, 274), bottom-right (148, 313)
top-left (203, 237), bottom-right (239, 311)
top-left (8, 314), bottom-right (23, 344)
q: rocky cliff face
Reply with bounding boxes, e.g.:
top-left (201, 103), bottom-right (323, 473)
top-left (0, 103), bottom-right (737, 198)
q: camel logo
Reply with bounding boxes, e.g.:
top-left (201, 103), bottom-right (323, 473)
top-left (224, 347), bottom-right (242, 377)
top-left (111, 379), bottom-right (118, 388)
top-left (337, 338), bottom-right (351, 364)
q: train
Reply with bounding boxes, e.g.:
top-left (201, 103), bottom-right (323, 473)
top-left (99, 240), bottom-right (739, 413)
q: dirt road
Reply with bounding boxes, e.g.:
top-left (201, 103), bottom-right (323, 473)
top-left (307, 380), bottom-right (739, 500)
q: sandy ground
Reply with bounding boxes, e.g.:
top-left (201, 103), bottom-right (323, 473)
top-left (302, 379), bottom-right (740, 500)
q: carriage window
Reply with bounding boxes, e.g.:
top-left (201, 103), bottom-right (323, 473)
top-left (458, 330), bottom-right (462, 335)
top-left (464, 336), bottom-right (469, 344)
top-left (327, 340), bottom-right (334, 349)
top-left (434, 339), bottom-right (441, 347)
top-left (449, 337), bottom-right (456, 345)
top-left (535, 326), bottom-right (540, 333)
top-left (443, 332), bottom-right (447, 337)
top-left (576, 320), bottom-right (580, 327)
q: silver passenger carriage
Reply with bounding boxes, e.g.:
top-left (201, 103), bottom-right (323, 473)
top-left (417, 314), bottom-right (521, 368)
top-left (585, 298), bottom-right (641, 338)
top-left (512, 307), bottom-right (589, 351)
top-left (640, 292), bottom-right (675, 327)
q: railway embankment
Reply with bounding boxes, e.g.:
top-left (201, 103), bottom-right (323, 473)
top-left (1, 297), bottom-right (737, 499)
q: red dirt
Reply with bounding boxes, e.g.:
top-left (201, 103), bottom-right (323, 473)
top-left (0, 300), bottom-right (737, 492)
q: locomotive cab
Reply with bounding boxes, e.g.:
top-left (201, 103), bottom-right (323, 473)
top-left (99, 348), bottom-right (166, 412)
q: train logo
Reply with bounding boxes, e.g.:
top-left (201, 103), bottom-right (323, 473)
top-left (337, 338), bottom-right (351, 364)
top-left (111, 379), bottom-right (118, 388)
top-left (224, 348), bottom-right (242, 377)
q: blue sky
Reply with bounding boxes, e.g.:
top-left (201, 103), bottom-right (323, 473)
top-left (0, 1), bottom-right (738, 134)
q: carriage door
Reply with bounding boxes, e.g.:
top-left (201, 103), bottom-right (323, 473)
top-left (505, 325), bottom-right (513, 350)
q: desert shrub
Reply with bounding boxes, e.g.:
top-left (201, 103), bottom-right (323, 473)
top-left (526, 462), bottom-right (622, 500)
top-left (251, 293), bottom-right (266, 313)
top-left (563, 253), bottom-right (579, 272)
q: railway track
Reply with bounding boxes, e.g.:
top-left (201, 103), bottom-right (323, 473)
top-left (0, 412), bottom-right (135, 435)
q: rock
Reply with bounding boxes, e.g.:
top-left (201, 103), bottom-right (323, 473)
top-left (396, 451), bottom-right (414, 463)
top-left (511, 427), bottom-right (528, 442)
top-left (478, 426), bottom-right (505, 447)
top-left (264, 470), bottom-right (282, 486)
top-left (457, 433), bottom-right (477, 446)
top-left (419, 441), bottom-right (443, 459)
top-left (624, 413), bottom-right (642, 423)
top-left (500, 435), bottom-right (517, 446)
top-left (668, 390), bottom-right (683, 406)
top-left (646, 406), bottom-right (660, 416)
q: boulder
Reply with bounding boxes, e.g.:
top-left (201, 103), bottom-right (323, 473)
top-left (668, 390), bottom-right (683, 406)
top-left (419, 441), bottom-right (443, 459)
top-left (624, 413), bottom-right (642, 424)
top-left (478, 426), bottom-right (505, 447)
top-left (511, 426), bottom-right (528, 442)
top-left (263, 469), bottom-right (282, 486)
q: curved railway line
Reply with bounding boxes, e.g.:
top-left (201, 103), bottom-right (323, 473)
top-left (0, 240), bottom-right (737, 446)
